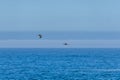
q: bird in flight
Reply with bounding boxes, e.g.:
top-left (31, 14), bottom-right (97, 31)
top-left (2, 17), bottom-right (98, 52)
top-left (64, 43), bottom-right (68, 45)
top-left (38, 34), bottom-right (42, 39)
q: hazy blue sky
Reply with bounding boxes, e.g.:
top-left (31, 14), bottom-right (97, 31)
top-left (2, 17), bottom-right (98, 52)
top-left (0, 0), bottom-right (120, 31)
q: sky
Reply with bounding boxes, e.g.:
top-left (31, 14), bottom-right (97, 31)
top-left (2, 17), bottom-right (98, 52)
top-left (0, 0), bottom-right (120, 31)
top-left (1, 40), bottom-right (120, 48)
top-left (0, 31), bottom-right (120, 40)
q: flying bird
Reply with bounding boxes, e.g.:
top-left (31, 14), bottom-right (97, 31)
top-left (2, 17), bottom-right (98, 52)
top-left (64, 43), bottom-right (68, 45)
top-left (38, 34), bottom-right (42, 39)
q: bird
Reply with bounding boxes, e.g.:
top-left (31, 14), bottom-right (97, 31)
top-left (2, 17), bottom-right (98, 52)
top-left (38, 34), bottom-right (42, 39)
top-left (64, 43), bottom-right (68, 45)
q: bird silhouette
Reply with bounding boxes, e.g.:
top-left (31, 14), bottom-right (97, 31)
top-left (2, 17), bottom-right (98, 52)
top-left (38, 34), bottom-right (42, 39)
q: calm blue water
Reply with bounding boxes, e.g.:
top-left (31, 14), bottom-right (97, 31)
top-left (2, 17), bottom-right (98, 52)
top-left (0, 48), bottom-right (120, 80)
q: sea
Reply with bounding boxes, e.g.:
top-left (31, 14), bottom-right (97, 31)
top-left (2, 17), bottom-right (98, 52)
top-left (0, 48), bottom-right (120, 80)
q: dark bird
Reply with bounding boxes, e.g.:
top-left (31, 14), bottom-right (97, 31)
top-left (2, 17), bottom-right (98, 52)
top-left (38, 34), bottom-right (42, 39)
top-left (64, 43), bottom-right (68, 45)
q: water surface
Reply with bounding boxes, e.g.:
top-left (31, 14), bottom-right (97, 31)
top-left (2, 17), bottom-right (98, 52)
top-left (0, 48), bottom-right (120, 80)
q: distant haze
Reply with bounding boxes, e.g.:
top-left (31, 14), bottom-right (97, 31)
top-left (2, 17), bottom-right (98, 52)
top-left (0, 31), bottom-right (120, 40)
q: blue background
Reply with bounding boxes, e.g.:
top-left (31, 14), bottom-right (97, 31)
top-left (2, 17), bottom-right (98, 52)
top-left (0, 0), bottom-right (120, 31)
